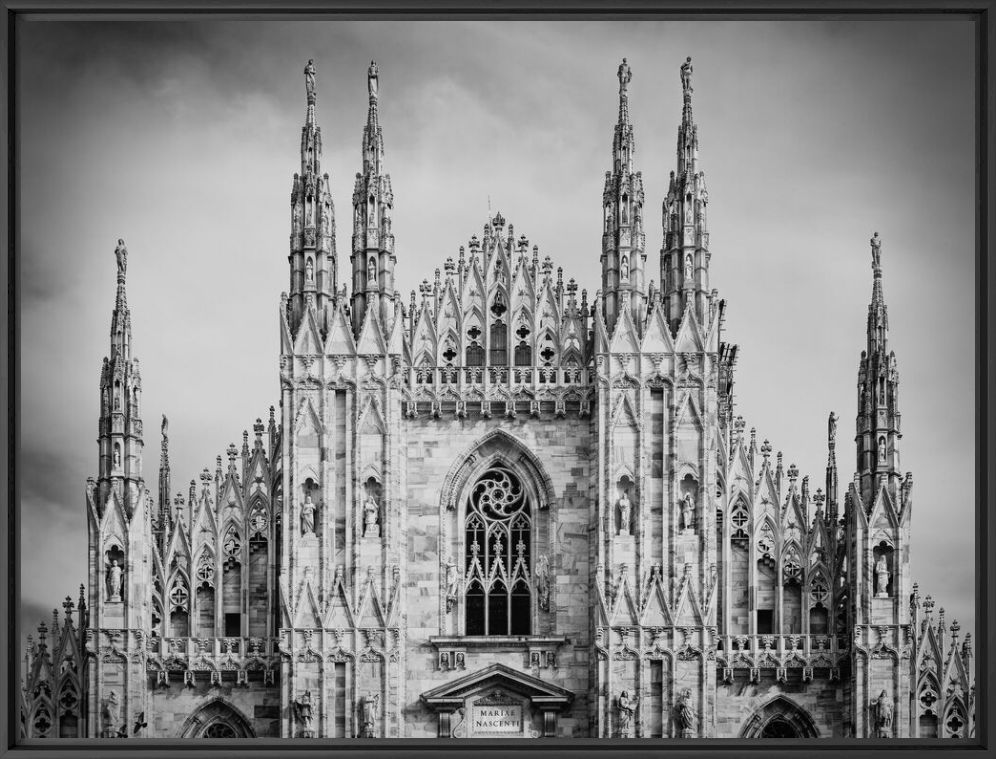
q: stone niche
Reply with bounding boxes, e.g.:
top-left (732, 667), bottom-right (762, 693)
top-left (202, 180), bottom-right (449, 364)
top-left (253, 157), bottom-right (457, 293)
top-left (420, 663), bottom-right (573, 738)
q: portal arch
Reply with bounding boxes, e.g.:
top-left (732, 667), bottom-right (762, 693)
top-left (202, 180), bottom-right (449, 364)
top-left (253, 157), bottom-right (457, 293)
top-left (739, 695), bottom-right (819, 738)
top-left (179, 698), bottom-right (255, 738)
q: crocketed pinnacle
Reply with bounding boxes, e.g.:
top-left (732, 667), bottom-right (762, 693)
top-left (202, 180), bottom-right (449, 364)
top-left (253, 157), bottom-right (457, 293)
top-left (867, 232), bottom-right (889, 354)
top-left (612, 58), bottom-right (635, 173)
top-left (363, 60), bottom-right (384, 175)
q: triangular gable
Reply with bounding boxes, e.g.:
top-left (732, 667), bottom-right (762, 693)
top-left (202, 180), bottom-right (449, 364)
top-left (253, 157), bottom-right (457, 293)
top-left (609, 306), bottom-right (641, 353)
top-left (869, 481), bottom-right (899, 527)
top-left (610, 577), bottom-right (639, 626)
top-left (421, 662), bottom-right (574, 707)
top-left (641, 303), bottom-right (675, 354)
top-left (358, 396), bottom-right (387, 435)
top-left (610, 391), bottom-right (639, 430)
top-left (356, 306), bottom-right (387, 355)
top-left (324, 302), bottom-right (356, 355)
top-left (293, 578), bottom-right (322, 628)
top-left (292, 307), bottom-right (323, 356)
top-left (323, 579), bottom-right (354, 629)
top-left (674, 302), bottom-right (704, 353)
top-left (674, 390), bottom-right (703, 429)
top-left (640, 584), bottom-right (672, 627)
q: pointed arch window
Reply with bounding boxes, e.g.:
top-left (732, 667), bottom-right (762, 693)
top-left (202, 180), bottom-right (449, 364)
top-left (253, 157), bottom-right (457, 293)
top-left (489, 321), bottom-right (507, 366)
top-left (464, 465), bottom-right (532, 636)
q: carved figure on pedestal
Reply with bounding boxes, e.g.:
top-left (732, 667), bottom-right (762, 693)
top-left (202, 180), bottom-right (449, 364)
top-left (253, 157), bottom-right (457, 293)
top-left (828, 411), bottom-right (838, 449)
top-left (303, 59), bottom-right (316, 104)
top-left (535, 554), bottom-right (551, 611)
top-left (361, 692), bottom-right (380, 738)
top-left (875, 554), bottom-right (890, 598)
top-left (363, 493), bottom-right (380, 538)
top-left (101, 690), bottom-right (120, 737)
top-left (617, 690), bottom-right (638, 737)
top-left (444, 556), bottom-right (459, 612)
top-left (107, 559), bottom-right (124, 602)
top-left (680, 56), bottom-right (693, 93)
top-left (293, 690), bottom-right (314, 737)
top-left (616, 491), bottom-right (632, 536)
top-left (306, 257), bottom-right (314, 282)
top-left (368, 256), bottom-right (377, 285)
top-left (300, 494), bottom-right (316, 536)
top-left (680, 492), bottom-right (695, 533)
top-left (872, 689), bottom-right (893, 737)
top-left (114, 238), bottom-right (128, 280)
top-left (113, 446), bottom-right (121, 468)
top-left (684, 253), bottom-right (693, 282)
top-left (674, 689), bottom-right (696, 738)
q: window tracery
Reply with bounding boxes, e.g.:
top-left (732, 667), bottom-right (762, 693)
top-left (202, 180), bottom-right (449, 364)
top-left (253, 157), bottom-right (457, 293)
top-left (464, 465), bottom-right (532, 636)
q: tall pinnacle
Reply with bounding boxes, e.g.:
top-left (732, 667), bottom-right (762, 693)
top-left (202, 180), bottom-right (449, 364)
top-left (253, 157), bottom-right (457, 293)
top-left (110, 239), bottom-right (131, 359)
top-left (867, 232), bottom-right (888, 354)
top-left (363, 60), bottom-right (384, 175)
top-left (612, 58), bottom-right (635, 174)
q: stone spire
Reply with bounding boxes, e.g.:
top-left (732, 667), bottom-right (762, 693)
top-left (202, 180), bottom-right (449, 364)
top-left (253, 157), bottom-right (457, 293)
top-left (156, 414), bottom-right (171, 552)
top-left (97, 239), bottom-right (143, 496)
top-left (826, 410), bottom-right (839, 525)
top-left (287, 58), bottom-right (336, 335)
top-left (351, 60), bottom-right (397, 337)
top-left (600, 58), bottom-right (646, 334)
top-left (661, 56), bottom-right (711, 334)
top-left (856, 232), bottom-right (902, 503)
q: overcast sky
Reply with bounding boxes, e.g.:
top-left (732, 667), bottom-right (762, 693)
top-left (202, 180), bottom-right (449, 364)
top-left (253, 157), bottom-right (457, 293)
top-left (17, 18), bottom-right (976, 649)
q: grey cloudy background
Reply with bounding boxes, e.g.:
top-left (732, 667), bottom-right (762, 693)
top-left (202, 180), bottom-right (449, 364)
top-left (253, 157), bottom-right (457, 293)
top-left (17, 19), bottom-right (975, 646)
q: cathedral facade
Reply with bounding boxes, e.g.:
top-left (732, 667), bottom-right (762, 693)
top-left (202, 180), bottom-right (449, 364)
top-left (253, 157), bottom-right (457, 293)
top-left (21, 58), bottom-right (975, 741)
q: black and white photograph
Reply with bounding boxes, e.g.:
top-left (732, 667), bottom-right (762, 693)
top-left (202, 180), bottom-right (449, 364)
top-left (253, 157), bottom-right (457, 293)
top-left (10, 12), bottom-right (983, 744)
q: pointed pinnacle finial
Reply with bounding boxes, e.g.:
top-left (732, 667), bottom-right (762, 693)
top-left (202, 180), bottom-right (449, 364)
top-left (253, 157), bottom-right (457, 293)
top-left (871, 231), bottom-right (882, 277)
top-left (681, 56), bottom-right (693, 96)
top-left (304, 58), bottom-right (317, 106)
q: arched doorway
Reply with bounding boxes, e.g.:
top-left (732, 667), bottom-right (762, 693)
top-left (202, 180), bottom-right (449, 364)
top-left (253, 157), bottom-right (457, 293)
top-left (739, 696), bottom-right (819, 739)
top-left (179, 698), bottom-right (255, 738)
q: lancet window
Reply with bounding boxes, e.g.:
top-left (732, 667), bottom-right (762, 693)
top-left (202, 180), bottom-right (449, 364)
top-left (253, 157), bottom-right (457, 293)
top-left (464, 465), bottom-right (532, 636)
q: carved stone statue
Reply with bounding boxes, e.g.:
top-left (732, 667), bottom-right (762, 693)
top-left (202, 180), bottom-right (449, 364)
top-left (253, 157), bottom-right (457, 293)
top-left (684, 253), bottom-right (693, 281)
top-left (363, 493), bottom-right (380, 538)
top-left (368, 256), bottom-right (377, 285)
top-left (871, 231), bottom-right (882, 270)
top-left (368, 60), bottom-right (379, 99)
top-left (304, 59), bottom-right (317, 104)
top-left (617, 690), bottom-right (638, 737)
top-left (680, 56), bottom-right (693, 94)
top-left (674, 688), bottom-right (696, 737)
top-left (828, 411), bottom-right (838, 448)
top-left (361, 692), bottom-right (380, 738)
top-left (681, 493), bottom-right (695, 532)
top-left (114, 238), bottom-right (127, 280)
top-left (444, 556), bottom-right (459, 611)
top-left (872, 689), bottom-right (893, 737)
top-left (293, 690), bottom-right (314, 737)
top-left (616, 491), bottom-right (632, 535)
top-left (113, 446), bottom-right (121, 468)
top-left (875, 554), bottom-right (890, 597)
top-left (617, 58), bottom-right (631, 94)
top-left (101, 690), bottom-right (120, 735)
top-left (107, 559), bottom-right (123, 602)
top-left (306, 257), bottom-right (314, 282)
top-left (620, 254), bottom-right (629, 280)
top-left (300, 493), bottom-right (316, 536)
top-left (535, 554), bottom-right (551, 612)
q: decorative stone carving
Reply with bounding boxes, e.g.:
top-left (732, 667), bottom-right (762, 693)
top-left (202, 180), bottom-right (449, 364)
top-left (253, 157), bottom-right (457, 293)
top-left (535, 554), bottom-right (551, 612)
top-left (100, 690), bottom-right (120, 736)
top-left (363, 492), bottom-right (380, 538)
top-left (444, 556), bottom-right (459, 612)
top-left (875, 554), bottom-right (890, 597)
top-left (107, 559), bottom-right (124, 602)
top-left (680, 492), bottom-right (695, 533)
top-left (293, 690), bottom-right (314, 738)
top-left (680, 56), bottom-right (693, 93)
top-left (617, 690), bottom-right (638, 737)
top-left (674, 688), bottom-right (696, 737)
top-left (303, 59), bottom-right (316, 104)
top-left (114, 238), bottom-right (128, 280)
top-left (300, 493), bottom-right (316, 536)
top-left (871, 689), bottom-right (893, 737)
top-left (360, 692), bottom-right (380, 738)
top-left (616, 491), bottom-right (632, 536)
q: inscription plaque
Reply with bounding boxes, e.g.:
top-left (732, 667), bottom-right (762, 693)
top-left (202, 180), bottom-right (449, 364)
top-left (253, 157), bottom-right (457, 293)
top-left (470, 691), bottom-right (524, 736)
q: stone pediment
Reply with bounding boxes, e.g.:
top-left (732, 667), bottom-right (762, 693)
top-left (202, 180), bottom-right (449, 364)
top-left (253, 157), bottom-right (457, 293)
top-left (421, 663), bottom-right (574, 738)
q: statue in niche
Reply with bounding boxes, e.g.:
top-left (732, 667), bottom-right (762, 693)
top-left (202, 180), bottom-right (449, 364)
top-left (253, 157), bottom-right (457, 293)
top-left (293, 690), bottom-right (314, 737)
top-left (444, 557), bottom-right (459, 611)
top-left (680, 493), bottom-right (695, 532)
top-left (368, 256), bottom-right (377, 285)
top-left (300, 493), bottom-right (316, 536)
top-left (617, 690), bottom-right (638, 737)
top-left (872, 689), bottom-right (893, 737)
top-left (101, 690), bottom-right (120, 735)
top-left (107, 559), bottom-right (124, 602)
top-left (875, 554), bottom-right (890, 597)
top-left (113, 446), bottom-right (121, 468)
top-left (535, 555), bottom-right (551, 612)
top-left (680, 56), bottom-right (693, 94)
top-left (303, 59), bottom-right (316, 103)
top-left (321, 201), bottom-right (330, 231)
top-left (674, 688), bottom-right (696, 738)
top-left (363, 492), bottom-right (380, 538)
top-left (616, 490), bottom-right (632, 536)
top-left (306, 258), bottom-right (314, 282)
top-left (361, 692), bottom-right (380, 738)
top-left (620, 254), bottom-right (629, 280)
top-left (684, 253), bottom-right (693, 282)
top-left (114, 238), bottom-right (128, 280)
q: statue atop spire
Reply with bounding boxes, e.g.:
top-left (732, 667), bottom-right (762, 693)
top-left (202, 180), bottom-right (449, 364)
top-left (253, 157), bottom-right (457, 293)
top-left (304, 58), bottom-right (317, 105)
top-left (368, 60), bottom-right (379, 100)
top-left (114, 238), bottom-right (127, 282)
top-left (828, 411), bottom-right (838, 451)
top-left (680, 56), bottom-right (693, 95)
top-left (871, 231), bottom-right (882, 275)
top-left (618, 57), bottom-right (631, 96)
